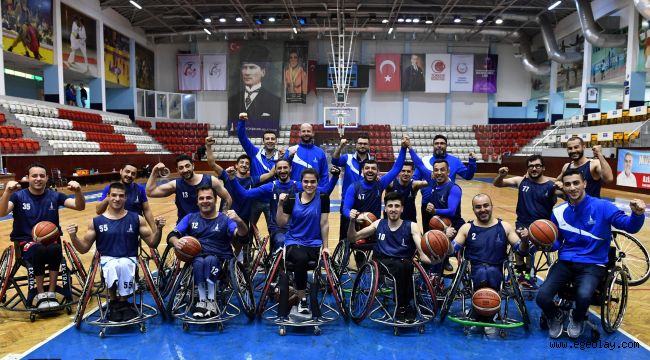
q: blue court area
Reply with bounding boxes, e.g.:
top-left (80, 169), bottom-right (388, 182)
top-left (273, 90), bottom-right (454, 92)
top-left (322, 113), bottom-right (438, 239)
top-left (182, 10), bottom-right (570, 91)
top-left (22, 278), bottom-right (650, 360)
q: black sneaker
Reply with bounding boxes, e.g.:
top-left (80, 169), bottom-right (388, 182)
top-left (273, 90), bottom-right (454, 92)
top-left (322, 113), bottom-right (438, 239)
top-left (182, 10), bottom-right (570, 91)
top-left (297, 298), bottom-right (310, 315)
top-left (120, 302), bottom-right (139, 321)
top-left (405, 305), bottom-right (416, 323)
top-left (109, 302), bottom-right (123, 322)
top-left (192, 301), bottom-right (208, 319)
top-left (396, 306), bottom-right (406, 323)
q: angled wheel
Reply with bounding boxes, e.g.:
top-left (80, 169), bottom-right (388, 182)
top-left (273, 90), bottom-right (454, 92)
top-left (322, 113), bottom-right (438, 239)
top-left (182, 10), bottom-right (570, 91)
top-left (139, 257), bottom-right (167, 320)
top-left (0, 245), bottom-right (14, 303)
top-left (322, 251), bottom-right (348, 320)
top-left (601, 266), bottom-right (628, 333)
top-left (413, 260), bottom-right (437, 317)
top-left (63, 241), bottom-right (86, 284)
top-left (157, 244), bottom-right (180, 298)
top-left (229, 258), bottom-right (256, 320)
top-left (612, 231), bottom-right (650, 286)
top-left (349, 260), bottom-right (378, 324)
top-left (74, 252), bottom-right (100, 329)
top-left (439, 259), bottom-right (468, 323)
top-left (250, 235), bottom-right (269, 282)
top-left (331, 240), bottom-right (350, 279)
top-left (506, 261), bottom-right (530, 331)
top-left (165, 265), bottom-right (193, 318)
top-left (257, 250), bottom-right (284, 316)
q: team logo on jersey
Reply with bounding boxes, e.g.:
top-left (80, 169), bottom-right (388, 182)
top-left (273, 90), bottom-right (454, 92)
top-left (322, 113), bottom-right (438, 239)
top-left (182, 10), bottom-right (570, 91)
top-left (49, 202), bottom-right (54, 210)
top-left (214, 224), bottom-right (220, 231)
top-left (588, 216), bottom-right (595, 225)
top-left (134, 196), bottom-right (139, 203)
top-left (127, 224), bottom-right (134, 233)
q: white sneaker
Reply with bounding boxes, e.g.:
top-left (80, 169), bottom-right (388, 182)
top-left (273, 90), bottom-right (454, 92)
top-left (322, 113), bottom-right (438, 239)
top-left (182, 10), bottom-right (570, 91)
top-left (484, 326), bottom-right (498, 337)
top-left (548, 312), bottom-right (565, 339)
top-left (35, 293), bottom-right (50, 310)
top-left (192, 301), bottom-right (207, 318)
top-left (297, 298), bottom-right (310, 315)
top-left (47, 292), bottom-right (59, 307)
top-left (205, 300), bottom-right (217, 318)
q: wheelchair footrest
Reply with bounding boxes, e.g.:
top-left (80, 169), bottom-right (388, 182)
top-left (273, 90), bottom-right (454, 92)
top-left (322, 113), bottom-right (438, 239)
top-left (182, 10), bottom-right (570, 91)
top-left (289, 306), bottom-right (314, 323)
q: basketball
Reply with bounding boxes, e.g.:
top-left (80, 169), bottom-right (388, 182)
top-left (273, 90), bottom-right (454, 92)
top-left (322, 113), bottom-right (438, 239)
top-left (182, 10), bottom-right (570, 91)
top-left (356, 212), bottom-right (378, 230)
top-left (472, 288), bottom-right (501, 317)
top-left (174, 236), bottom-right (202, 262)
top-left (429, 216), bottom-right (452, 231)
top-left (420, 230), bottom-right (450, 258)
top-left (528, 219), bottom-right (558, 246)
top-left (32, 221), bottom-right (60, 246)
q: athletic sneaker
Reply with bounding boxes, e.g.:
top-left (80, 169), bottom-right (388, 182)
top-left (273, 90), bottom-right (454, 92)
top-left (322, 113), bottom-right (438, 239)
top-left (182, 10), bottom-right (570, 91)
top-left (35, 293), bottom-right (49, 310)
top-left (205, 300), bottom-right (217, 318)
top-left (405, 305), bottom-right (416, 323)
top-left (108, 302), bottom-right (123, 322)
top-left (567, 310), bottom-right (584, 339)
top-left (121, 302), bottom-right (139, 321)
top-left (47, 291), bottom-right (59, 307)
top-left (484, 326), bottom-right (498, 337)
top-left (444, 260), bottom-right (453, 272)
top-left (192, 301), bottom-right (208, 318)
top-left (395, 306), bottom-right (406, 322)
top-left (297, 298), bottom-right (310, 315)
top-left (517, 274), bottom-right (533, 289)
top-left (548, 311), bottom-right (565, 339)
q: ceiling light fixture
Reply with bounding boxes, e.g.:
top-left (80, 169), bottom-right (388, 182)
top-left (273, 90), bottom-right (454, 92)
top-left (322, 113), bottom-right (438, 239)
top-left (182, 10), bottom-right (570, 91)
top-left (292, 27), bottom-right (298, 34)
top-left (495, 17), bottom-right (503, 25)
top-left (476, 17), bottom-right (484, 24)
top-left (405, 18), bottom-right (412, 23)
top-left (219, 17), bottom-right (226, 23)
top-left (388, 27), bottom-right (394, 34)
top-left (268, 16), bottom-right (276, 22)
top-left (204, 18), bottom-right (212, 24)
top-left (548, 1), bottom-right (562, 10)
top-left (381, 19), bottom-right (389, 24)
top-left (397, 17), bottom-right (405, 23)
top-left (129, 0), bottom-right (142, 10)
top-left (203, 28), bottom-right (212, 35)
top-left (425, 18), bottom-right (433, 24)
top-left (235, 16), bottom-right (243, 22)
top-left (413, 18), bottom-right (420, 23)
top-left (453, 16), bottom-right (461, 23)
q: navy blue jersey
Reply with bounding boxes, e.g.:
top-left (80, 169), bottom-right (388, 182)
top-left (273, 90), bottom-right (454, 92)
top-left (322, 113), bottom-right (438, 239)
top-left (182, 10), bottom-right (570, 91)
top-left (268, 180), bottom-right (298, 233)
top-left (515, 178), bottom-right (556, 228)
top-left (100, 182), bottom-right (148, 215)
top-left (175, 212), bottom-right (237, 259)
top-left (219, 172), bottom-right (259, 222)
top-left (431, 181), bottom-right (465, 230)
top-left (374, 219), bottom-right (416, 259)
top-left (349, 180), bottom-right (383, 219)
top-left (10, 189), bottom-right (68, 242)
top-left (571, 160), bottom-right (602, 198)
top-left (93, 212), bottom-right (140, 257)
top-left (283, 192), bottom-right (330, 247)
top-left (464, 220), bottom-right (508, 266)
top-left (389, 179), bottom-right (417, 222)
top-left (174, 174), bottom-right (212, 223)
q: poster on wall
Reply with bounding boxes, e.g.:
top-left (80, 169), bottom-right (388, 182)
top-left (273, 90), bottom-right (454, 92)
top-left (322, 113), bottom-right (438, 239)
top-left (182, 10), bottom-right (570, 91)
top-left (591, 46), bottom-right (626, 83)
top-left (401, 54), bottom-right (426, 91)
top-left (472, 54), bottom-right (498, 93)
top-left (375, 53), bottom-right (401, 92)
top-left (136, 43), bottom-right (154, 90)
top-left (424, 54), bottom-right (450, 93)
top-left (1, 0), bottom-right (54, 63)
top-left (61, 4), bottom-right (98, 77)
top-left (530, 74), bottom-right (550, 99)
top-left (450, 54), bottom-right (474, 92)
top-left (284, 41), bottom-right (308, 103)
top-left (616, 148), bottom-right (650, 188)
top-left (104, 26), bottom-right (130, 86)
top-left (227, 41), bottom-right (282, 136)
top-left (177, 54), bottom-right (201, 91)
top-left (202, 54), bottom-right (226, 91)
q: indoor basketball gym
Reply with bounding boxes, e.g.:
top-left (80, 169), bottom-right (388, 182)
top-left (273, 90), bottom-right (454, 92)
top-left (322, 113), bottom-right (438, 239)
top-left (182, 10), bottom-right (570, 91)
top-left (1, 0), bottom-right (650, 359)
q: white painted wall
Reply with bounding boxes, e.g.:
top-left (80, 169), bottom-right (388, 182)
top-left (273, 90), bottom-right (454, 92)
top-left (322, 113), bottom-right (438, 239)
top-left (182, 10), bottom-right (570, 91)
top-left (495, 44), bottom-right (531, 104)
top-left (451, 93), bottom-right (489, 125)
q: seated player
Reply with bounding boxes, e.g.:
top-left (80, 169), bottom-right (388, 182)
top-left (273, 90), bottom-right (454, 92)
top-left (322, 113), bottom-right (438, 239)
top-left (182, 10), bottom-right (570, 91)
top-left (0, 163), bottom-right (85, 309)
top-left (536, 169), bottom-right (645, 339)
top-left (67, 182), bottom-right (165, 321)
top-left (444, 193), bottom-right (529, 334)
top-left (276, 169), bottom-right (329, 316)
top-left (347, 192), bottom-right (430, 323)
top-left (168, 185), bottom-right (249, 318)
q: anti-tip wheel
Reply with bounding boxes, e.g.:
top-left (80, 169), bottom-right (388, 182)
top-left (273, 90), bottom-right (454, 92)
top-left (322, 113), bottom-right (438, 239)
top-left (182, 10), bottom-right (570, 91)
top-left (217, 323), bottom-right (224, 332)
top-left (99, 329), bottom-right (105, 338)
top-left (279, 326), bottom-right (286, 336)
top-left (418, 325), bottom-right (425, 334)
top-left (314, 326), bottom-right (321, 336)
top-left (140, 323), bottom-right (146, 333)
top-left (393, 327), bottom-right (400, 336)
top-left (183, 322), bottom-right (189, 331)
top-left (29, 313), bottom-right (36, 322)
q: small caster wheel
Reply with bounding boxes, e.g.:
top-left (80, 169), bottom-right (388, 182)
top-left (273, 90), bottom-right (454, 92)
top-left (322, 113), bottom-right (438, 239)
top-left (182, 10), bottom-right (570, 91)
top-left (314, 326), bottom-right (321, 336)
top-left (99, 329), bottom-right (105, 338)
top-left (499, 330), bottom-right (507, 338)
top-left (30, 313), bottom-right (36, 322)
top-left (418, 325), bottom-right (425, 334)
top-left (217, 323), bottom-right (224, 332)
top-left (140, 323), bottom-right (146, 333)
top-left (182, 322), bottom-right (189, 331)
top-left (66, 306), bottom-right (72, 315)
top-left (279, 326), bottom-right (286, 336)
top-left (393, 327), bottom-right (400, 336)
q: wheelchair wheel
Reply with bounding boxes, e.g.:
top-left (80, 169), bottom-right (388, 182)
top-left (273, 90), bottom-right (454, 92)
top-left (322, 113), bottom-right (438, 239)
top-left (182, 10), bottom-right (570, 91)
top-left (612, 231), bottom-right (650, 286)
top-left (601, 266), bottom-right (628, 333)
top-left (250, 235), bottom-right (269, 281)
top-left (0, 245), bottom-right (14, 303)
top-left (74, 253), bottom-right (100, 329)
top-left (331, 240), bottom-right (350, 279)
top-left (349, 260), bottom-right (378, 324)
top-left (63, 241), bottom-right (86, 285)
top-left (228, 258), bottom-right (256, 320)
top-left (139, 258), bottom-right (167, 320)
top-left (439, 259), bottom-right (469, 323)
top-left (322, 251), bottom-right (348, 320)
top-left (533, 250), bottom-right (556, 275)
top-left (165, 265), bottom-right (193, 318)
top-left (413, 260), bottom-right (437, 317)
top-left (506, 261), bottom-right (531, 331)
top-left (157, 244), bottom-right (180, 298)
top-left (257, 250), bottom-right (284, 315)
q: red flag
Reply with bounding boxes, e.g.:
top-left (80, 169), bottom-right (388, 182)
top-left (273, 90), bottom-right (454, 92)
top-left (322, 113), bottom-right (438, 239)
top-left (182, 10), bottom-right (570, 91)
top-left (307, 60), bottom-right (317, 95)
top-left (375, 53), bottom-right (401, 92)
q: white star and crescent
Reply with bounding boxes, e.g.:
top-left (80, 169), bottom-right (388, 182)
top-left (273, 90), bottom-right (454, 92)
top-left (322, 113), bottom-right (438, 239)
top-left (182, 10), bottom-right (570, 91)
top-left (379, 59), bottom-right (396, 83)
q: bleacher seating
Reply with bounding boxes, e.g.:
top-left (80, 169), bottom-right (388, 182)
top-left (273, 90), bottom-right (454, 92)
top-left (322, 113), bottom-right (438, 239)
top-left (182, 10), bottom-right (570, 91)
top-left (145, 121), bottom-right (211, 156)
top-left (473, 122), bottom-right (548, 161)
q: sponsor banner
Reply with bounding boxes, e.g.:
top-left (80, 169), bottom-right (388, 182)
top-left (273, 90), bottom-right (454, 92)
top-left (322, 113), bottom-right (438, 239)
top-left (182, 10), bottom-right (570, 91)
top-left (178, 54), bottom-right (201, 91)
top-left (616, 149), bottom-right (650, 189)
top-left (473, 54), bottom-right (498, 93)
top-left (425, 53), bottom-right (451, 93)
top-left (202, 54), bottom-right (227, 91)
top-left (450, 54), bottom-right (474, 92)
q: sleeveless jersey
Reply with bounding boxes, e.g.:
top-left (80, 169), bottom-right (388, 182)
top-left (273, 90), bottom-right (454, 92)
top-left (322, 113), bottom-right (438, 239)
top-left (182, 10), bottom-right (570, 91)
top-left (10, 189), bottom-right (68, 242)
top-left (93, 212), bottom-right (140, 257)
top-left (176, 212), bottom-right (236, 259)
top-left (515, 178), bottom-right (556, 228)
top-left (352, 180), bottom-right (383, 219)
top-left (431, 181), bottom-right (464, 230)
top-left (464, 220), bottom-right (508, 266)
top-left (175, 174), bottom-right (212, 223)
top-left (571, 160), bottom-right (602, 198)
top-left (100, 182), bottom-right (147, 215)
top-left (284, 191), bottom-right (328, 247)
top-left (374, 219), bottom-right (416, 259)
top-left (389, 179), bottom-right (417, 222)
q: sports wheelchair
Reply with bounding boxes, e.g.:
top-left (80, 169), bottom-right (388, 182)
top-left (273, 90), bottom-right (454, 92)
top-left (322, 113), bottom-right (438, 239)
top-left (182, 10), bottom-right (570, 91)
top-left (348, 256), bottom-right (437, 335)
top-left (611, 230), bottom-right (649, 286)
top-left (165, 257), bottom-right (256, 331)
top-left (331, 238), bottom-right (375, 293)
top-left (257, 247), bottom-right (347, 336)
top-left (539, 247), bottom-right (629, 340)
top-left (439, 254), bottom-right (531, 337)
top-left (0, 241), bottom-right (85, 322)
top-left (73, 249), bottom-right (166, 337)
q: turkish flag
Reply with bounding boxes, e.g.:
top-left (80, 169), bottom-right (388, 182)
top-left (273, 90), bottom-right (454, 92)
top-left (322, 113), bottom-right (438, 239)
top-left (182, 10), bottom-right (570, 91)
top-left (307, 60), bottom-right (317, 95)
top-left (375, 53), bottom-right (401, 92)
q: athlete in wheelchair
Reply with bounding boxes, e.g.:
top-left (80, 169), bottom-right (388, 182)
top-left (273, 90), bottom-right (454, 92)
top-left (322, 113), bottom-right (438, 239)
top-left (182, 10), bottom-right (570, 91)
top-left (165, 185), bottom-right (255, 331)
top-left (67, 182), bottom-right (167, 337)
top-left (257, 169), bottom-right (345, 336)
top-left (347, 192), bottom-right (437, 335)
top-left (536, 169), bottom-right (645, 340)
top-left (439, 193), bottom-right (531, 337)
top-left (0, 163), bottom-right (86, 321)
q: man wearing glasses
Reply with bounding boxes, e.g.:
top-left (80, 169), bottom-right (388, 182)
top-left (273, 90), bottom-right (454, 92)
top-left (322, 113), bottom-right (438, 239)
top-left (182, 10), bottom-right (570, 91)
top-left (493, 155), bottom-right (557, 288)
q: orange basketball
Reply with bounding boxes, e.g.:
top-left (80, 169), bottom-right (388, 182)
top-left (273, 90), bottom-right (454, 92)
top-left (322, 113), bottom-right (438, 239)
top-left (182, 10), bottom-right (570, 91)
top-left (429, 216), bottom-right (452, 232)
top-left (420, 230), bottom-right (450, 258)
top-left (472, 288), bottom-right (501, 317)
top-left (528, 219), bottom-right (558, 246)
top-left (32, 221), bottom-right (60, 246)
top-left (356, 212), bottom-right (378, 230)
top-left (174, 236), bottom-right (202, 262)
